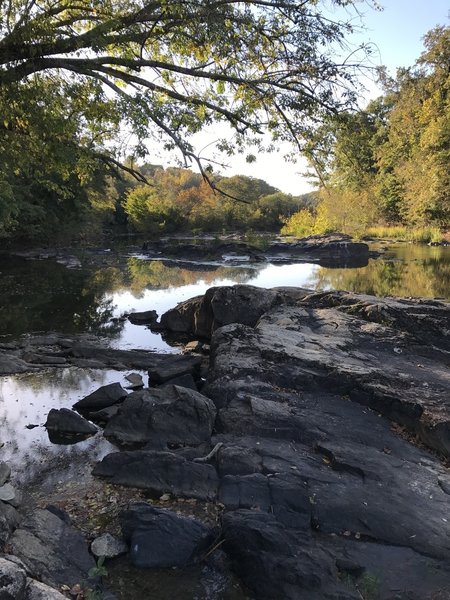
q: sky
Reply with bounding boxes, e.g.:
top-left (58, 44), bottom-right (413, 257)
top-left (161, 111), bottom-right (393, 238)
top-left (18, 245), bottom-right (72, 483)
top-left (155, 1), bottom-right (449, 195)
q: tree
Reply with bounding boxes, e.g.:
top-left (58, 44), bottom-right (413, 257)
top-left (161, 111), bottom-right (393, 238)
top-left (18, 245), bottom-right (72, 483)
top-left (301, 25), bottom-right (450, 233)
top-left (0, 0), bottom-right (375, 177)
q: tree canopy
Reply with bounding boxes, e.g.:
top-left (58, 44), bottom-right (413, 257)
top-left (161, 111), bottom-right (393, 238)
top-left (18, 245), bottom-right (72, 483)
top-left (0, 0), bottom-right (377, 242)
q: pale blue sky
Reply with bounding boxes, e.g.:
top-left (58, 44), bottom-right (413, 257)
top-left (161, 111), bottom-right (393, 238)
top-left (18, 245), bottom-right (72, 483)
top-left (355, 0), bottom-right (449, 73)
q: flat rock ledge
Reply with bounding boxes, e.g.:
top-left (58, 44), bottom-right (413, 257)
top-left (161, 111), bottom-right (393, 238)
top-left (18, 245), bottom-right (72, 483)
top-left (94, 285), bottom-right (450, 600)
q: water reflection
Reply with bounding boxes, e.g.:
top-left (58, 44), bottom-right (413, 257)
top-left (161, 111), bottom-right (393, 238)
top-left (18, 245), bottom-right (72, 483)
top-left (1, 245), bottom-right (448, 351)
top-left (308, 244), bottom-right (450, 300)
top-left (0, 368), bottom-right (145, 484)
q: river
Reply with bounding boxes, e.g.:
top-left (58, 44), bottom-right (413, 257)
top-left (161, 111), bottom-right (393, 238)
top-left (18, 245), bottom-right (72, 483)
top-left (0, 240), bottom-right (449, 599)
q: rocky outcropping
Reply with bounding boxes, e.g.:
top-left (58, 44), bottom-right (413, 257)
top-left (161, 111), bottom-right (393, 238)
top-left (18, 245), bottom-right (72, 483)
top-left (142, 233), bottom-right (371, 268)
top-left (94, 285), bottom-right (450, 599)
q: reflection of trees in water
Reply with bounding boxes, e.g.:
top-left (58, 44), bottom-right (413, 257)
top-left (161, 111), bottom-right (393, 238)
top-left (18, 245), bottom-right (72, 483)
top-left (309, 252), bottom-right (450, 300)
top-left (126, 258), bottom-right (259, 293)
top-left (7, 368), bottom-right (113, 394)
top-left (0, 257), bottom-right (123, 338)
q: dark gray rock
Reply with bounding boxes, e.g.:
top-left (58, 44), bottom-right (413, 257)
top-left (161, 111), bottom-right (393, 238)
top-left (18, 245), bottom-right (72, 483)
top-left (0, 556), bottom-right (27, 599)
top-left (199, 286), bottom-right (450, 599)
top-left (159, 294), bottom-right (203, 334)
top-left (222, 510), bottom-right (345, 600)
top-left (45, 408), bottom-right (97, 435)
top-left (0, 501), bottom-right (20, 549)
top-left (128, 310), bottom-right (158, 325)
top-left (121, 503), bottom-right (214, 568)
top-left (8, 508), bottom-right (95, 588)
top-left (160, 285), bottom-right (280, 339)
top-left (104, 385), bottom-right (216, 449)
top-left (148, 355), bottom-right (202, 384)
top-left (73, 382), bottom-right (127, 414)
top-left (93, 450), bottom-right (218, 501)
top-left (89, 405), bottom-right (121, 425)
top-left (160, 373), bottom-right (198, 390)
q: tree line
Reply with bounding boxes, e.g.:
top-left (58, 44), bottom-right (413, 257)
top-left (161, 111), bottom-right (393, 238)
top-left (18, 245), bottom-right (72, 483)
top-left (283, 25), bottom-right (450, 240)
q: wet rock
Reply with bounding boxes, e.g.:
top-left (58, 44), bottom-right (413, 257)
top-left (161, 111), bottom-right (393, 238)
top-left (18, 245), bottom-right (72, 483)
top-left (148, 354), bottom-right (202, 384)
top-left (0, 461), bottom-right (11, 486)
top-left (93, 450), bottom-right (218, 501)
top-left (125, 373), bottom-right (144, 389)
top-left (121, 503), bottom-right (214, 568)
top-left (24, 579), bottom-right (68, 600)
top-left (45, 408), bottom-right (97, 435)
top-left (91, 533), bottom-right (128, 559)
top-left (104, 385), bottom-right (216, 449)
top-left (0, 557), bottom-right (27, 599)
top-left (128, 310), bottom-right (158, 325)
top-left (8, 508), bottom-right (95, 589)
top-left (73, 382), bottom-right (127, 414)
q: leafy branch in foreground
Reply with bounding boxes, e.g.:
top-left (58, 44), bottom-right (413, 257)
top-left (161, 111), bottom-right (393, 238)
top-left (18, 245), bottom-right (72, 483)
top-left (0, 0), bottom-right (377, 170)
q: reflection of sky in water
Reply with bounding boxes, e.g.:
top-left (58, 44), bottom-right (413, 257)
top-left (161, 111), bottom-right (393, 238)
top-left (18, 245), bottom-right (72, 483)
top-left (0, 368), bottom-right (145, 485)
top-left (109, 263), bottom-right (319, 350)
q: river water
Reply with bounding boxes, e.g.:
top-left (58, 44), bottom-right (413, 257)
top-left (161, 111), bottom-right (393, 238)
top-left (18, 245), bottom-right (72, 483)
top-left (0, 240), bottom-right (449, 598)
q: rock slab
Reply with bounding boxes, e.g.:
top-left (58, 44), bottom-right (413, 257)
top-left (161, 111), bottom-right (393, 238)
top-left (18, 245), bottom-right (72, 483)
top-left (121, 503), bottom-right (214, 568)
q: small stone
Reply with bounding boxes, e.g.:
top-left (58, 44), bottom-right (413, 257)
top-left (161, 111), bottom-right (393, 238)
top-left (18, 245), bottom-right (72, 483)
top-left (91, 533), bottom-right (128, 559)
top-left (125, 373), bottom-right (144, 389)
top-left (0, 483), bottom-right (17, 503)
top-left (160, 493), bottom-right (171, 502)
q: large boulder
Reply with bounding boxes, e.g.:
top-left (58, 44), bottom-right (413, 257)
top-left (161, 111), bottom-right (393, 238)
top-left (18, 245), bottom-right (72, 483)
top-left (8, 508), bottom-right (95, 589)
top-left (121, 503), bottom-right (214, 568)
top-left (160, 285), bottom-right (282, 339)
top-left (93, 450), bottom-right (218, 501)
top-left (104, 385), bottom-right (216, 449)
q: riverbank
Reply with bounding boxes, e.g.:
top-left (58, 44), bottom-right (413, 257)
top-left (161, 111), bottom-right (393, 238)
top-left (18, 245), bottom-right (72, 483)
top-left (1, 284), bottom-right (450, 599)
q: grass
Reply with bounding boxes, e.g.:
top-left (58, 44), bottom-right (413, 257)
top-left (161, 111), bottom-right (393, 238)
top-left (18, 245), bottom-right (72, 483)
top-left (364, 225), bottom-right (443, 244)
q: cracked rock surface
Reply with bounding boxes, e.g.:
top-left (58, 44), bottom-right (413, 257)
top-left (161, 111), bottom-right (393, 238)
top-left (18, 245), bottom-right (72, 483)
top-left (154, 285), bottom-right (450, 599)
